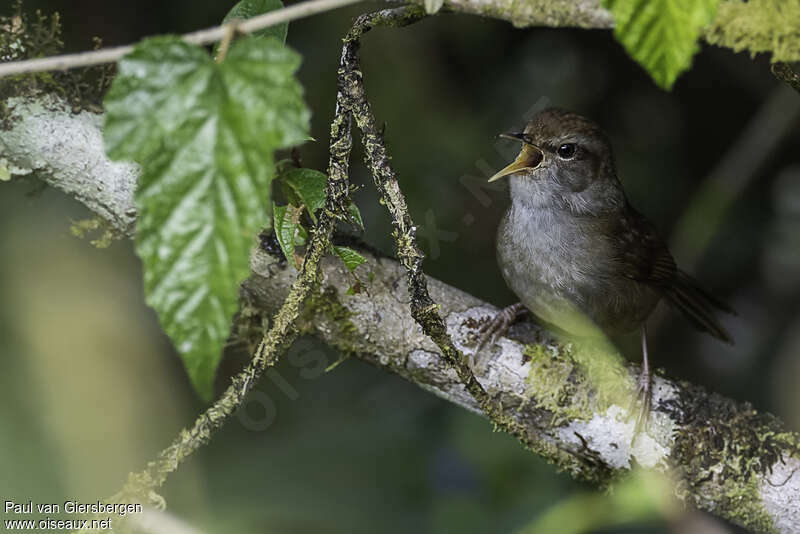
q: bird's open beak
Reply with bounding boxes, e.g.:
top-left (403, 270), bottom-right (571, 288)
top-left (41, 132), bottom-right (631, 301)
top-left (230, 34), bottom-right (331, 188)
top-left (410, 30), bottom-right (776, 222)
top-left (488, 133), bottom-right (544, 182)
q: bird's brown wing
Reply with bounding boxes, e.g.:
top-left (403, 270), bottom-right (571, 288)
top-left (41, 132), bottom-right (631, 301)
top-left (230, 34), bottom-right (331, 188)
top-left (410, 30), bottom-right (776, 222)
top-left (614, 209), bottom-right (677, 289)
top-left (615, 208), bottom-right (734, 343)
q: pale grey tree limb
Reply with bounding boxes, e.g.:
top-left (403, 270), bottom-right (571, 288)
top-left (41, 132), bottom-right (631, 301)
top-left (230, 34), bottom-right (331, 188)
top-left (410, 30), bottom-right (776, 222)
top-left (0, 95), bottom-right (138, 233)
top-left (432, 0), bottom-right (614, 28)
top-left (2, 94), bottom-right (799, 534)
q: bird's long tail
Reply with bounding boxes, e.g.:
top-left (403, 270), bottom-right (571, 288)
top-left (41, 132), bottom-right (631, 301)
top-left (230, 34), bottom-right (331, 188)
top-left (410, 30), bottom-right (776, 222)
top-left (664, 270), bottom-right (735, 344)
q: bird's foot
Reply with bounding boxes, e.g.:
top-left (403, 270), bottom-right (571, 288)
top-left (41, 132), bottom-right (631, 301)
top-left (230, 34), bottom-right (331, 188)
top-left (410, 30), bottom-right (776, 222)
top-left (629, 367), bottom-right (652, 435)
top-left (475, 303), bottom-right (526, 351)
top-left (627, 324), bottom-right (653, 436)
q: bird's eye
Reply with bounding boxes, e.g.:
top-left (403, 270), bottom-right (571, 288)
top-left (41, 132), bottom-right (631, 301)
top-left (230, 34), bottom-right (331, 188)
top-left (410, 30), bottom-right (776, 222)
top-left (557, 143), bottom-right (577, 159)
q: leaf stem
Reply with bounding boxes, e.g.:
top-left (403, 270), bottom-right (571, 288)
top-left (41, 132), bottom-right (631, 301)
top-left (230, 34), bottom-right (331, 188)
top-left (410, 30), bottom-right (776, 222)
top-left (215, 22), bottom-right (238, 63)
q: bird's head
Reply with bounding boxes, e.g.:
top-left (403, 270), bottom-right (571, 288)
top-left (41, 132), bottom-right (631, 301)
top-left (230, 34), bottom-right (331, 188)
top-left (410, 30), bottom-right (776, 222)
top-left (490, 108), bottom-right (625, 214)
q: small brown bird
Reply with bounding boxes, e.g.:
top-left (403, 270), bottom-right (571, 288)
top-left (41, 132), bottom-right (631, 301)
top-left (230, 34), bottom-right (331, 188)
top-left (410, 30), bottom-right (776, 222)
top-left (481, 108), bottom-right (734, 424)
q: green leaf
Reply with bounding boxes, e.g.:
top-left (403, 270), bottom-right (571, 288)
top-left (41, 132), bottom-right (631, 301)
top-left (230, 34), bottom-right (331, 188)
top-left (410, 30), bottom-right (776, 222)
top-left (332, 246), bottom-right (367, 272)
top-left (278, 168), bottom-right (364, 230)
top-left (273, 203), bottom-right (303, 263)
top-left (280, 168), bottom-right (328, 222)
top-left (347, 201), bottom-right (364, 229)
top-left (602, 0), bottom-right (719, 89)
top-left (104, 35), bottom-right (310, 400)
top-left (221, 0), bottom-right (288, 44)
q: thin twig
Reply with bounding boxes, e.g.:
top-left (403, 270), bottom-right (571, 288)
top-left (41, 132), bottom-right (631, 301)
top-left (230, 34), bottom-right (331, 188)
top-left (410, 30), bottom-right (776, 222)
top-left (337, 7), bottom-right (571, 462)
top-left (0, 0), bottom-right (362, 78)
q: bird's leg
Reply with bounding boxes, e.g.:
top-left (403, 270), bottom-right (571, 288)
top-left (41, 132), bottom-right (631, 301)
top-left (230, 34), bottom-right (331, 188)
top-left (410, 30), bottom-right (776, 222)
top-left (475, 302), bottom-right (527, 350)
top-left (632, 324), bottom-right (652, 433)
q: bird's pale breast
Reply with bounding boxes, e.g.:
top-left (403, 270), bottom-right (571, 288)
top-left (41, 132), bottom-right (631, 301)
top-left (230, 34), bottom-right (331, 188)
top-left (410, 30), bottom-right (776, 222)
top-left (497, 203), bottom-right (660, 338)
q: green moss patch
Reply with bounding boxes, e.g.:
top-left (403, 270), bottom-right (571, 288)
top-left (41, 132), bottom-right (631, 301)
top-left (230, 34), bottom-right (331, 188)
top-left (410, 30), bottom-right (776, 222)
top-left (524, 340), bottom-right (633, 426)
top-left (300, 284), bottom-right (359, 347)
top-left (663, 382), bottom-right (800, 533)
top-left (706, 0), bottom-right (800, 62)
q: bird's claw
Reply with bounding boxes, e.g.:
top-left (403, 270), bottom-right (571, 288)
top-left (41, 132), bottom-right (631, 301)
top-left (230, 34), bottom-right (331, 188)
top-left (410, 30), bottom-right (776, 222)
top-left (629, 368), bottom-right (652, 435)
top-left (475, 303), bottom-right (526, 352)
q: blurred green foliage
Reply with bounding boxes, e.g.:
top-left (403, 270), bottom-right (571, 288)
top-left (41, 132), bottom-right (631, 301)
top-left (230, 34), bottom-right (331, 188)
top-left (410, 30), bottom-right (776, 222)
top-left (517, 470), bottom-right (677, 534)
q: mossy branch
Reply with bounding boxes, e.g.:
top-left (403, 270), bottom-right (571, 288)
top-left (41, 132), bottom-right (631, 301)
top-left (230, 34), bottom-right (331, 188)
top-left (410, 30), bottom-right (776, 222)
top-left (396, 0), bottom-right (800, 65)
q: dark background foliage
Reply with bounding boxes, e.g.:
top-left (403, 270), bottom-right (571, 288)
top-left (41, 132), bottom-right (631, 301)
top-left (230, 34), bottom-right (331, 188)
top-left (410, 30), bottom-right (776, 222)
top-left (1, 1), bottom-right (798, 532)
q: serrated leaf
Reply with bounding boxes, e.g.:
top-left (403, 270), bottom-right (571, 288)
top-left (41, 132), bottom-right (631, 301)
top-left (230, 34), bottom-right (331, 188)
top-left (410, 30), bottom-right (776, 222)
top-left (221, 0), bottom-right (288, 44)
top-left (332, 246), bottom-right (367, 272)
top-left (104, 35), bottom-right (310, 401)
top-left (424, 0), bottom-right (445, 15)
top-left (280, 168), bottom-right (328, 222)
top-left (603, 0), bottom-right (719, 89)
